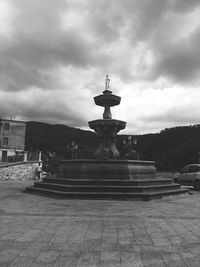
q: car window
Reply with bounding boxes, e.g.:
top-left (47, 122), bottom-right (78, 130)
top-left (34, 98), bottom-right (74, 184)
top-left (181, 166), bottom-right (189, 173)
top-left (188, 166), bottom-right (200, 173)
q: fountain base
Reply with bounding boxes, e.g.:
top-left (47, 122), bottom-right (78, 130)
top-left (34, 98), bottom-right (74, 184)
top-left (25, 159), bottom-right (188, 200)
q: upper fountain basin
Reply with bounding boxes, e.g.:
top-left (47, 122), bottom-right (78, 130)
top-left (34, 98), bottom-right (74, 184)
top-left (94, 94), bottom-right (121, 107)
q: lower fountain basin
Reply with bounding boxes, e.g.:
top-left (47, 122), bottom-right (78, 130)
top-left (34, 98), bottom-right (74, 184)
top-left (57, 159), bottom-right (157, 180)
top-left (88, 119), bottom-right (126, 132)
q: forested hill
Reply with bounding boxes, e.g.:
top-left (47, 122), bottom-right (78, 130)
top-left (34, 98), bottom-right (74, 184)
top-left (25, 121), bottom-right (97, 159)
top-left (25, 121), bottom-right (200, 171)
top-left (134, 124), bottom-right (200, 171)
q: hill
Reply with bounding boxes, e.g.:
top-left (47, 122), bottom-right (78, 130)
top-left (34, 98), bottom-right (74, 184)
top-left (25, 121), bottom-right (200, 171)
top-left (133, 125), bottom-right (200, 171)
top-left (25, 121), bottom-right (97, 159)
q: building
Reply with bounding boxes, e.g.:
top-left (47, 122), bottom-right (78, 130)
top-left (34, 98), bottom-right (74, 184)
top-left (0, 118), bottom-right (26, 162)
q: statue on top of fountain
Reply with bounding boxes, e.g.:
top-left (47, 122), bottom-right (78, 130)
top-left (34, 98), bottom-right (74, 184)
top-left (104, 75), bottom-right (111, 93)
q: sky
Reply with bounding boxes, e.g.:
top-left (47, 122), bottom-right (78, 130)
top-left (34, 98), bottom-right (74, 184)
top-left (1, 0), bottom-right (200, 134)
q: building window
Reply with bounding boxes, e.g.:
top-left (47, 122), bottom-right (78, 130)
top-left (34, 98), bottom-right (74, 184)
top-left (3, 137), bottom-right (8, 147)
top-left (4, 123), bottom-right (9, 131)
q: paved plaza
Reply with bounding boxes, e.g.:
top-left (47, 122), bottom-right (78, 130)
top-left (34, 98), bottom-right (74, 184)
top-left (0, 181), bottom-right (200, 266)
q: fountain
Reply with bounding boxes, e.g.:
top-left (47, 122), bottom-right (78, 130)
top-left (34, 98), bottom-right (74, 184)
top-left (26, 76), bottom-right (188, 200)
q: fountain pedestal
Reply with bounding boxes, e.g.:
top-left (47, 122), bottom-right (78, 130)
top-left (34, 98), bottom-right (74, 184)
top-left (89, 119), bottom-right (126, 159)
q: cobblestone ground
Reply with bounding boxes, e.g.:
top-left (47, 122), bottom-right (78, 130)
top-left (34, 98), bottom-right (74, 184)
top-left (0, 181), bottom-right (200, 266)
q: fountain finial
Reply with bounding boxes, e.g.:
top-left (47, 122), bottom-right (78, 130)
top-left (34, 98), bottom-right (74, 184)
top-left (103, 75), bottom-right (112, 95)
top-left (105, 75), bottom-right (110, 90)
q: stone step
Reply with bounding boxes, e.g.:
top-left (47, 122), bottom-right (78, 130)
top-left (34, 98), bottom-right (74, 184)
top-left (43, 177), bottom-right (173, 186)
top-left (25, 186), bottom-right (189, 201)
top-left (34, 181), bottom-right (181, 193)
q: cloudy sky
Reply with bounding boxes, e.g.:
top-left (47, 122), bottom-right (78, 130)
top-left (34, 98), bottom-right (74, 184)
top-left (1, 0), bottom-right (200, 134)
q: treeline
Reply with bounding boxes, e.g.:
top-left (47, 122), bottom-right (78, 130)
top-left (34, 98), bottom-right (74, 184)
top-left (133, 125), bottom-right (200, 171)
top-left (25, 121), bottom-right (200, 171)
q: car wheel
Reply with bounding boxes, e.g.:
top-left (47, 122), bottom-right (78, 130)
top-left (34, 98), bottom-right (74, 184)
top-left (194, 180), bottom-right (200, 191)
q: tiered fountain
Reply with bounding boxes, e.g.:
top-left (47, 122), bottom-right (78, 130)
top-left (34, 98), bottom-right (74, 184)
top-left (26, 76), bottom-right (188, 200)
top-left (89, 75), bottom-right (126, 160)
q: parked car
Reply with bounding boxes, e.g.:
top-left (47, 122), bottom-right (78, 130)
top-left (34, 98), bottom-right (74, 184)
top-left (174, 164), bottom-right (200, 190)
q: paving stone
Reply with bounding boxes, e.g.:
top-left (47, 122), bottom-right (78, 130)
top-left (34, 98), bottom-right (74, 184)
top-left (85, 221), bottom-right (102, 241)
top-left (48, 241), bottom-right (65, 250)
top-left (58, 249), bottom-right (76, 257)
top-left (0, 252), bottom-right (16, 264)
top-left (121, 251), bottom-right (143, 267)
top-left (155, 219), bottom-right (185, 246)
top-left (19, 248), bottom-right (41, 257)
top-left (140, 250), bottom-right (166, 266)
top-left (35, 250), bottom-right (60, 263)
top-left (170, 221), bottom-right (200, 244)
top-left (7, 256), bottom-right (35, 267)
top-left (53, 256), bottom-right (77, 267)
top-left (130, 220), bottom-right (153, 245)
top-left (160, 252), bottom-right (189, 267)
top-left (182, 220), bottom-right (200, 239)
top-left (184, 255), bottom-right (200, 267)
top-left (0, 249), bottom-right (21, 264)
top-left (16, 229), bottom-right (41, 242)
top-left (100, 251), bottom-right (120, 262)
top-left (77, 251), bottom-right (99, 267)
top-left (99, 261), bottom-right (121, 267)
top-left (117, 221), bottom-right (133, 245)
top-left (143, 220), bottom-right (171, 246)
top-left (29, 263), bottom-right (55, 267)
top-left (28, 241), bottom-right (52, 250)
top-left (60, 243), bottom-right (81, 253)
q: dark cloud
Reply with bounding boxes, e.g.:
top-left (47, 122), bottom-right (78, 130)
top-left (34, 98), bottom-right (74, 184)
top-left (111, 0), bottom-right (200, 84)
top-left (172, 0), bottom-right (200, 13)
top-left (150, 27), bottom-right (200, 83)
top-left (0, 31), bottom-right (99, 91)
top-left (87, 0), bottom-right (124, 43)
top-left (127, 0), bottom-right (170, 42)
top-left (0, 59), bottom-right (48, 91)
top-left (0, 0), bottom-right (110, 91)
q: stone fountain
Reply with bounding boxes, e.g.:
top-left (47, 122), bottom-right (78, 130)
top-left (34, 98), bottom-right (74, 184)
top-left (26, 76), bottom-right (188, 200)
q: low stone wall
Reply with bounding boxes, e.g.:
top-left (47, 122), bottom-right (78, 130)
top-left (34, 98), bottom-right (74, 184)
top-left (0, 161), bottom-right (40, 181)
